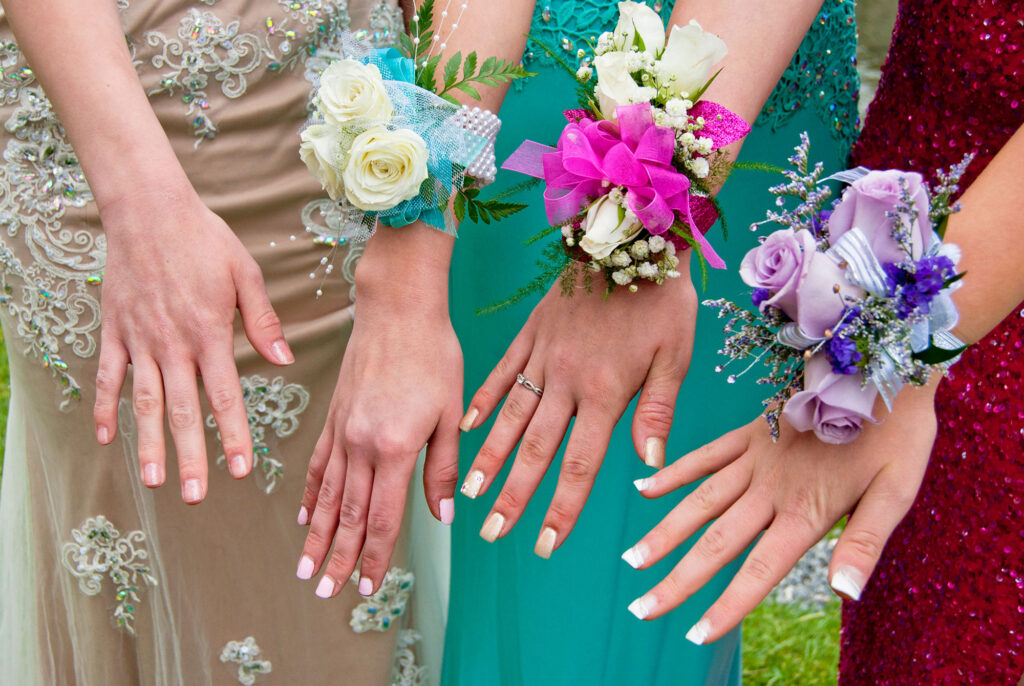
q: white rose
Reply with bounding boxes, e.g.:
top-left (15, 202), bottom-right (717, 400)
top-left (319, 59), bottom-right (393, 126)
top-left (341, 126), bottom-right (429, 211)
top-left (299, 124), bottom-right (347, 200)
top-left (594, 51), bottom-right (656, 120)
top-left (656, 20), bottom-right (728, 98)
top-left (579, 195), bottom-right (644, 259)
top-left (613, 1), bottom-right (666, 56)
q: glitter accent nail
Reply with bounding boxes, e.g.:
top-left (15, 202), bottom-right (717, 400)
top-left (460, 469), bottom-right (485, 498)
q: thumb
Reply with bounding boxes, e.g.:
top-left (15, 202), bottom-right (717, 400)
top-left (234, 260), bottom-right (293, 366)
top-left (631, 348), bottom-right (686, 469)
top-left (423, 404), bottom-right (462, 525)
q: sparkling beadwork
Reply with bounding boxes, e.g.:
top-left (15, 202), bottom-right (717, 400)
top-left (349, 568), bottom-right (414, 633)
top-left (220, 636), bottom-right (272, 685)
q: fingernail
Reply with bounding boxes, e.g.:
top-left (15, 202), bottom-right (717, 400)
top-left (142, 463), bottom-right (162, 488)
top-left (479, 512), bottom-right (505, 543)
top-left (315, 575), bottom-right (336, 598)
top-left (97, 425), bottom-right (110, 444)
top-left (644, 437), bottom-right (665, 469)
top-left (358, 577), bottom-right (373, 596)
top-left (534, 526), bottom-right (557, 559)
top-left (460, 469), bottom-right (485, 499)
top-left (459, 407), bottom-right (479, 432)
top-left (633, 477), bottom-right (652, 493)
top-left (297, 506), bottom-right (309, 526)
top-left (182, 478), bottom-right (203, 504)
top-left (440, 498), bottom-right (455, 525)
top-left (296, 555), bottom-right (315, 580)
top-left (830, 566), bottom-right (864, 601)
top-left (686, 618), bottom-right (711, 645)
top-left (272, 340), bottom-right (294, 365)
top-left (621, 542), bottom-right (648, 569)
top-left (627, 594), bottom-right (655, 620)
top-left (228, 454), bottom-right (248, 479)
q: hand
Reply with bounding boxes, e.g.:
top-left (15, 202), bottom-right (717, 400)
top-left (295, 227), bottom-right (462, 597)
top-left (460, 260), bottom-right (697, 558)
top-left (622, 381), bottom-right (939, 644)
top-left (94, 186), bottom-right (293, 504)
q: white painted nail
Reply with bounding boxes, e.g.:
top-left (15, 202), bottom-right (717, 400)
top-left (830, 566), bottom-right (864, 601)
top-left (644, 437), bottom-right (665, 469)
top-left (627, 595), bottom-right (654, 620)
top-left (460, 469), bottom-right (485, 498)
top-left (296, 555), bottom-right (314, 580)
top-left (479, 512), bottom-right (505, 543)
top-left (686, 618), bottom-right (711, 645)
top-left (297, 506), bottom-right (309, 526)
top-left (440, 498), bottom-right (454, 525)
top-left (315, 575), bottom-right (336, 598)
top-left (535, 526), bottom-right (557, 559)
top-left (633, 477), bottom-right (652, 493)
top-left (459, 407), bottom-right (479, 432)
top-left (621, 542), bottom-right (648, 569)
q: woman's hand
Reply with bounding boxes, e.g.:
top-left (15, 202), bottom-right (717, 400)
top-left (623, 381), bottom-right (939, 644)
top-left (460, 258), bottom-right (698, 558)
top-left (94, 186), bottom-right (293, 504)
top-left (295, 226), bottom-right (463, 598)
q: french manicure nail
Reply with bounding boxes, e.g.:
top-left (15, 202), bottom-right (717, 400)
top-left (686, 618), bottom-right (711, 645)
top-left (358, 577), bottom-right (373, 596)
top-left (97, 425), bottom-right (109, 444)
top-left (830, 566), bottom-right (864, 601)
top-left (183, 478), bottom-right (203, 504)
top-left (228, 454), bottom-right (248, 479)
top-left (440, 498), bottom-right (455, 525)
top-left (633, 477), bottom-right (652, 493)
top-left (272, 340), bottom-right (294, 365)
top-left (479, 512), bottom-right (505, 543)
top-left (297, 506), bottom-right (309, 526)
top-left (621, 542), bottom-right (648, 569)
top-left (296, 555), bottom-right (315, 580)
top-left (459, 407), bottom-right (479, 432)
top-left (315, 575), bottom-right (336, 598)
top-left (534, 526), bottom-right (557, 559)
top-left (142, 463), bottom-right (161, 488)
top-left (644, 437), bottom-right (665, 469)
top-left (460, 469), bottom-right (485, 498)
top-left (627, 594), bottom-right (655, 620)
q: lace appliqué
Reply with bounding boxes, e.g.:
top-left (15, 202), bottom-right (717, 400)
top-left (349, 567), bottom-right (414, 633)
top-left (220, 636), bottom-right (272, 685)
top-left (205, 374), bottom-right (310, 494)
top-left (61, 515), bottom-right (157, 635)
top-left (392, 630), bottom-right (428, 686)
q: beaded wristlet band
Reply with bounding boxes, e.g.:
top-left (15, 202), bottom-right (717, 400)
top-left (455, 106), bottom-right (501, 186)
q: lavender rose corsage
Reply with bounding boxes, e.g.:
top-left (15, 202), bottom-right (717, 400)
top-left (706, 134), bottom-right (971, 444)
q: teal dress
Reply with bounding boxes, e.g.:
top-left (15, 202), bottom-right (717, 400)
top-left (446, 3), bottom-right (860, 684)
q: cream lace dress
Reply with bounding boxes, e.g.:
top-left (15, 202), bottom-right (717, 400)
top-left (0, 2), bottom-right (448, 684)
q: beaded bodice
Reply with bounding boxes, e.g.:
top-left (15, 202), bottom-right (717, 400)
top-left (524, 0), bottom-right (861, 149)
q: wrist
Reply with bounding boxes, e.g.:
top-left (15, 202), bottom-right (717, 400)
top-left (354, 222), bottom-right (454, 316)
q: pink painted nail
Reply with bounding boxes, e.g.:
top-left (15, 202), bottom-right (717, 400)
top-left (97, 425), bottom-right (110, 445)
top-left (296, 555), bottom-right (314, 580)
top-left (297, 506), bottom-right (309, 526)
top-left (182, 478), bottom-right (203, 504)
top-left (271, 340), bottom-right (294, 365)
top-left (358, 577), bottom-right (373, 596)
top-left (228, 455), bottom-right (248, 479)
top-left (440, 498), bottom-right (455, 525)
top-left (142, 463), bottom-right (161, 488)
top-left (315, 576), bottom-right (335, 598)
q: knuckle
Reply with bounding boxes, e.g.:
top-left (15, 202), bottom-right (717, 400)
top-left (168, 403), bottom-right (198, 430)
top-left (366, 512), bottom-right (398, 539)
top-left (691, 480), bottom-right (718, 514)
top-left (560, 452), bottom-right (595, 483)
top-left (843, 528), bottom-right (886, 562)
top-left (742, 554), bottom-right (776, 584)
top-left (343, 422), bottom-right (373, 452)
top-left (636, 393), bottom-right (675, 432)
top-left (303, 528), bottom-right (329, 553)
top-left (359, 546), bottom-right (390, 570)
top-left (494, 489), bottom-right (525, 514)
top-left (207, 386), bottom-right (238, 415)
top-left (253, 308), bottom-right (281, 333)
top-left (779, 486), bottom-right (826, 531)
top-left (475, 443), bottom-right (504, 468)
top-left (133, 390), bottom-right (161, 416)
top-left (516, 434), bottom-right (550, 468)
top-left (373, 433), bottom-right (418, 458)
top-left (429, 460), bottom-right (460, 487)
top-left (660, 572), bottom-right (687, 604)
top-left (301, 486), bottom-right (320, 507)
top-left (95, 369), bottom-right (121, 396)
top-left (315, 479), bottom-right (341, 507)
top-left (545, 501), bottom-right (577, 527)
top-left (550, 349), bottom-right (575, 378)
top-left (137, 440), bottom-right (164, 462)
top-left (696, 526), bottom-right (727, 559)
top-left (338, 500), bottom-right (365, 529)
top-left (500, 394), bottom-right (530, 423)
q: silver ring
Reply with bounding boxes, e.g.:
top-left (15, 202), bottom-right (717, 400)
top-left (516, 373), bottom-right (543, 397)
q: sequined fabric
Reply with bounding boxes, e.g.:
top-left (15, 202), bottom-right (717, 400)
top-left (840, 1), bottom-right (1024, 683)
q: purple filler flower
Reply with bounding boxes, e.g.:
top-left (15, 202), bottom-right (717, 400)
top-left (884, 255), bottom-right (956, 319)
top-left (825, 335), bottom-right (862, 375)
top-left (751, 288), bottom-right (771, 309)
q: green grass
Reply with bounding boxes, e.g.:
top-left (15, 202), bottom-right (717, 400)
top-left (743, 599), bottom-right (842, 685)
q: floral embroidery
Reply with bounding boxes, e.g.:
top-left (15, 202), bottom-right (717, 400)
top-left (391, 630), bottom-right (428, 686)
top-left (205, 374), bottom-right (311, 494)
top-left (349, 567), bottom-right (414, 633)
top-left (61, 515), bottom-right (157, 635)
top-left (220, 636), bottom-right (272, 685)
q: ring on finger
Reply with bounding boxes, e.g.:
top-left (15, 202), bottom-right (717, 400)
top-left (516, 373), bottom-right (543, 397)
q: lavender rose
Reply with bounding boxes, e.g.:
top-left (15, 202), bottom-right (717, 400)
top-left (828, 169), bottom-right (932, 264)
top-left (782, 353), bottom-right (878, 444)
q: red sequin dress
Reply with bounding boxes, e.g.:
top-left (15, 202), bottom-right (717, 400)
top-left (839, 1), bottom-right (1024, 684)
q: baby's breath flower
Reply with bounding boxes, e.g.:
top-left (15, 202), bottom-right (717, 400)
top-left (638, 262), bottom-right (659, 279)
top-left (576, 66), bottom-right (593, 82)
top-left (610, 250), bottom-right (632, 267)
top-left (649, 235), bottom-right (667, 253)
top-left (612, 270), bottom-right (633, 286)
top-left (630, 239), bottom-right (650, 260)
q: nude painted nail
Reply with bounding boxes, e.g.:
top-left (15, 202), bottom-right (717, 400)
top-left (830, 566), bottom-right (864, 601)
top-left (358, 577), bottom-right (373, 596)
top-left (97, 425), bottom-right (110, 445)
top-left (142, 463), bottom-right (161, 488)
top-left (183, 478), bottom-right (203, 504)
top-left (296, 555), bottom-right (315, 580)
top-left (686, 618), bottom-right (711, 645)
top-left (479, 512), bottom-right (505, 543)
top-left (228, 454), bottom-right (248, 479)
top-left (459, 407), bottom-right (479, 432)
top-left (633, 477), bottom-right (652, 493)
top-left (271, 340), bottom-right (294, 365)
top-left (297, 506), bottom-right (309, 526)
top-left (621, 542), bottom-right (649, 569)
top-left (644, 437), bottom-right (665, 469)
top-left (315, 575), bottom-right (336, 598)
top-left (460, 469), bottom-right (485, 498)
top-left (440, 498), bottom-right (455, 525)
top-left (534, 526), bottom-right (557, 559)
top-left (627, 594), bottom-right (655, 620)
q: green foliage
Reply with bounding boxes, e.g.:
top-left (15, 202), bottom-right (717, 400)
top-left (436, 53), bottom-right (533, 104)
top-left (689, 67), bottom-right (722, 103)
top-left (454, 176), bottom-right (529, 225)
top-left (743, 599), bottom-right (842, 686)
top-left (734, 161), bottom-right (787, 175)
top-left (669, 223), bottom-right (710, 288)
top-left (913, 342), bottom-right (967, 365)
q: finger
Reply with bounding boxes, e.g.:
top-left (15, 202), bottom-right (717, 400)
top-left (234, 260), bottom-right (293, 367)
top-left (480, 391), bottom-right (574, 546)
top-left (623, 459), bottom-right (753, 570)
top-left (317, 461), bottom-right (373, 598)
top-left (634, 424), bottom-right (752, 499)
top-left (297, 443), bottom-right (346, 581)
top-left (534, 401), bottom-right (621, 556)
top-left (358, 462), bottom-right (416, 594)
top-left (460, 362), bottom-right (544, 500)
top-left (423, 404), bottom-right (462, 524)
top-left (162, 361), bottom-right (209, 504)
top-left (198, 350), bottom-right (252, 480)
top-left (94, 330), bottom-right (128, 446)
top-left (628, 493), bottom-right (773, 622)
top-left (299, 422), bottom-right (335, 526)
top-left (460, 323), bottom-right (535, 432)
top-left (631, 347), bottom-right (688, 469)
top-left (828, 464), bottom-right (919, 601)
top-left (131, 355), bottom-right (167, 489)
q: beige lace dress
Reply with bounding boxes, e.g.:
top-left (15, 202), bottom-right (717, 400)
top-left (0, 2), bottom-right (447, 684)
